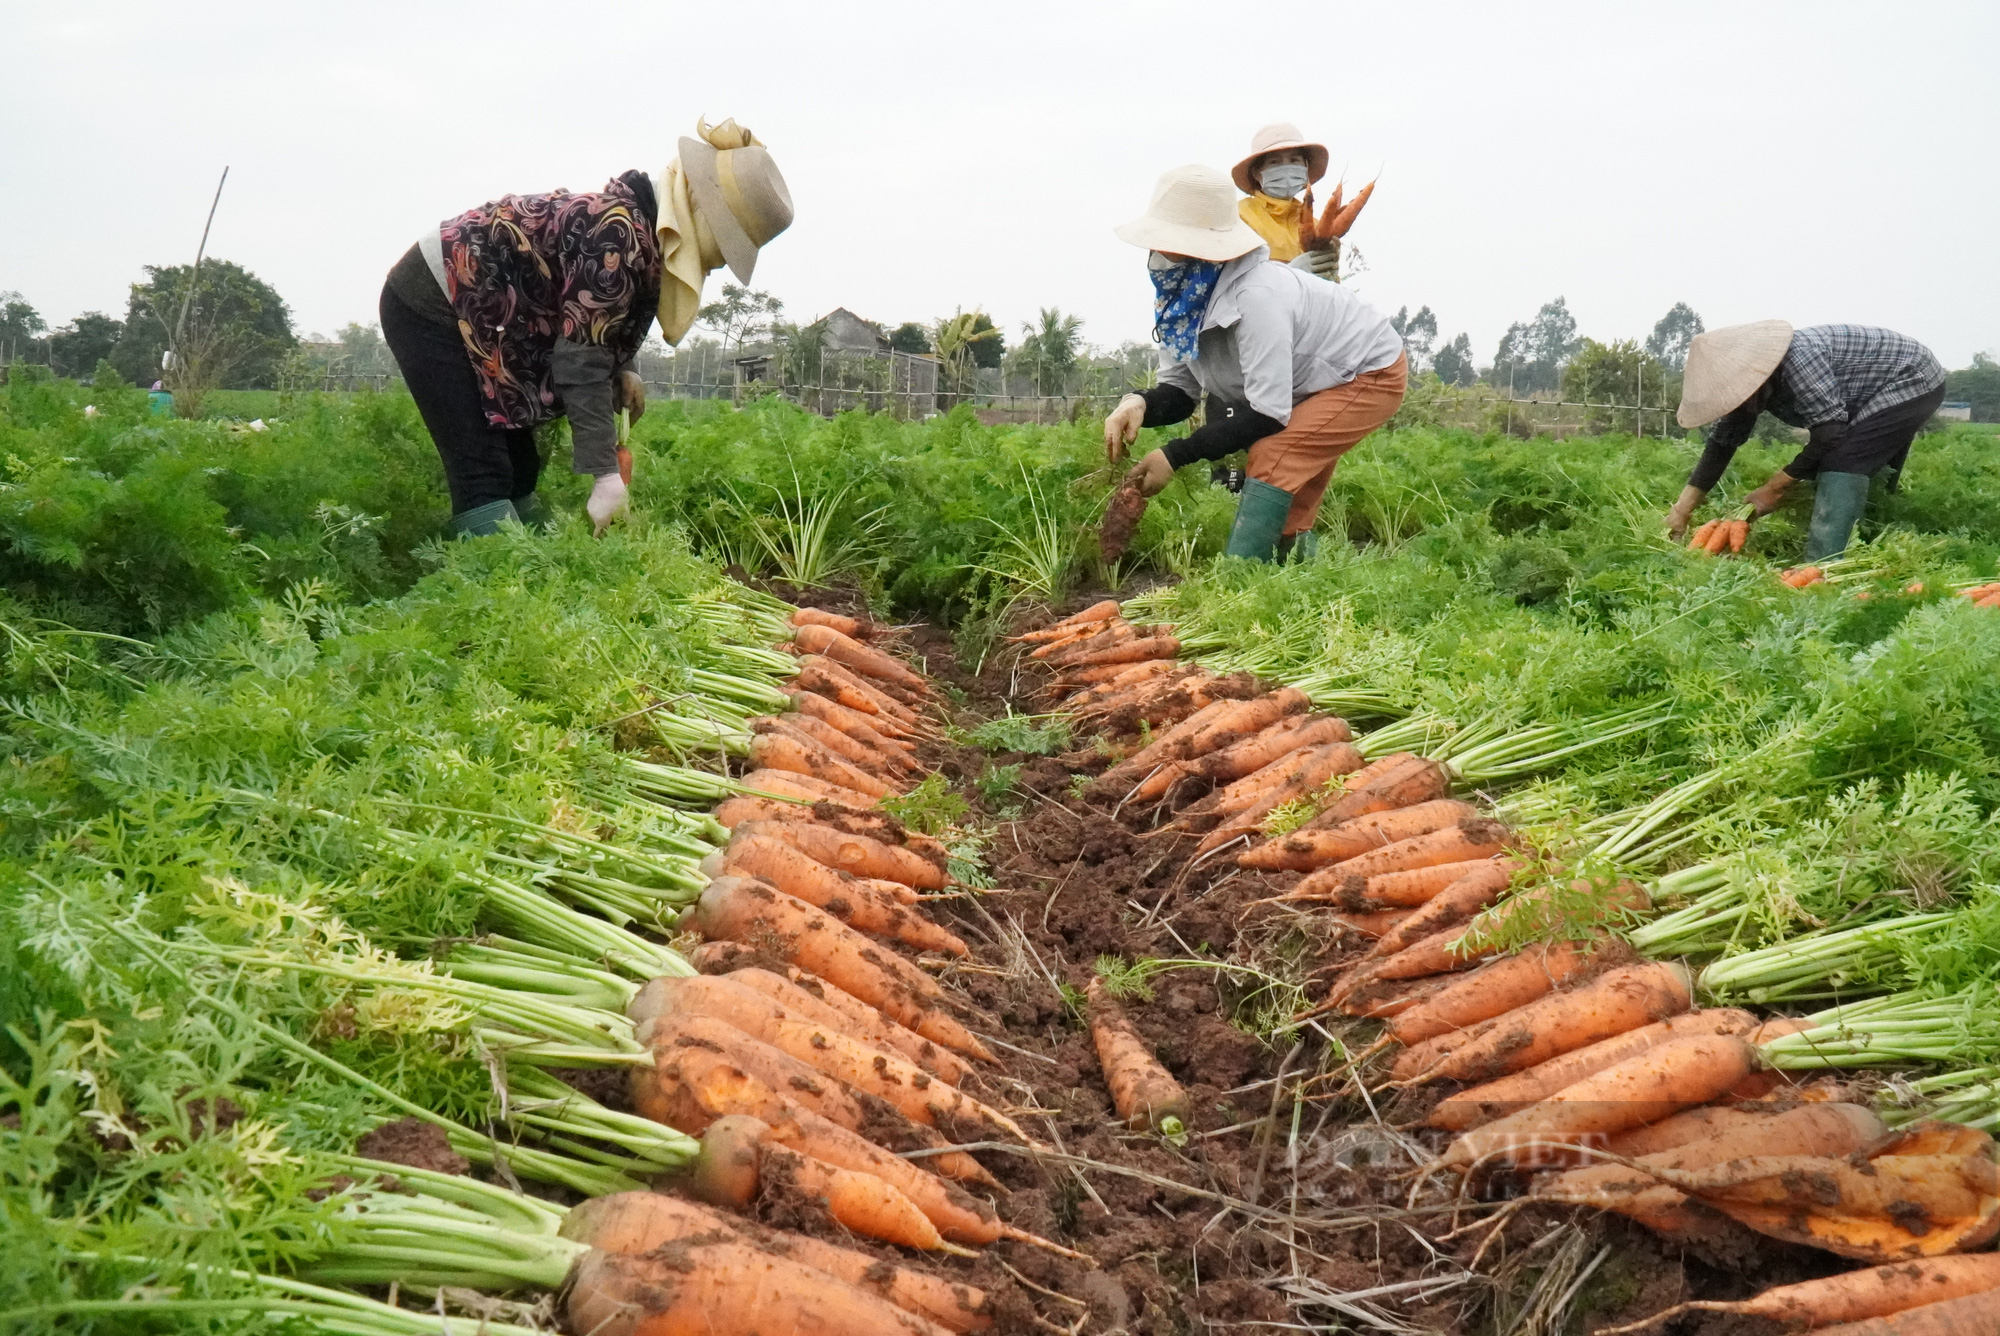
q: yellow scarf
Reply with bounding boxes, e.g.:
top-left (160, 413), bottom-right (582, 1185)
top-left (1238, 194), bottom-right (1305, 263)
top-left (656, 118), bottom-right (762, 346)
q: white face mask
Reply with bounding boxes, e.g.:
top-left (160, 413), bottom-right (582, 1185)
top-left (1147, 250), bottom-right (1183, 272)
top-left (1259, 163), bottom-right (1309, 200)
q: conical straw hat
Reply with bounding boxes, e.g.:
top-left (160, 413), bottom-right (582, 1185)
top-left (1677, 320), bottom-right (1794, 428)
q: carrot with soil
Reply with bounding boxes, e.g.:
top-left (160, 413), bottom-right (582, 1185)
top-left (1240, 798), bottom-right (1478, 870)
top-left (564, 1242), bottom-right (955, 1336)
top-left (712, 835), bottom-right (965, 955)
top-left (748, 731), bottom-right (898, 800)
top-left (1599, 1255), bottom-right (2000, 1335)
top-left (1087, 977), bottom-right (1192, 1137)
top-left (737, 768), bottom-right (884, 811)
top-left (790, 606), bottom-right (877, 640)
top-left (791, 623), bottom-right (932, 696)
top-left (733, 818), bottom-right (945, 891)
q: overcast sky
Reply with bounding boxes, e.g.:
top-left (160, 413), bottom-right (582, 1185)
top-left (4, 0), bottom-right (1995, 367)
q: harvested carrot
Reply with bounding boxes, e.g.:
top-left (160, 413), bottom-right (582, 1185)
top-left (1335, 971), bottom-right (1459, 1020)
top-left (1149, 714), bottom-right (1352, 801)
top-left (1390, 939), bottom-right (1613, 1048)
top-left (564, 1239), bottom-right (950, 1336)
top-left (641, 1046), bottom-right (1080, 1256)
top-left (791, 606), bottom-right (873, 640)
top-left (1727, 517), bottom-right (1749, 552)
top-left (563, 1191), bottom-right (995, 1332)
top-left (1637, 1122), bottom-right (2000, 1261)
top-left (794, 659), bottom-right (900, 722)
top-left (749, 729), bottom-right (898, 800)
top-left (1179, 740), bottom-right (1350, 825)
top-left (735, 818), bottom-right (945, 892)
top-left (649, 1012), bottom-right (875, 1131)
top-left (1397, 960), bottom-right (1692, 1085)
top-left (1300, 753), bottom-right (1452, 830)
top-left (1054, 636), bottom-right (1181, 670)
top-left (1042, 599), bottom-right (1121, 633)
top-left (717, 834), bottom-right (965, 955)
top-left (1602, 1257), bottom-right (2000, 1336)
top-left (713, 794), bottom-right (813, 829)
top-left (1193, 744), bottom-right (1368, 853)
top-left (1364, 859), bottom-right (1520, 959)
top-left (690, 954), bottom-right (970, 1086)
top-left (756, 715), bottom-right (905, 782)
top-left (1240, 799), bottom-right (1478, 871)
top-left (796, 655), bottom-right (922, 727)
top-left (1537, 1102), bottom-right (1886, 1241)
top-left (692, 1116), bottom-right (955, 1252)
top-left (1032, 621), bottom-right (1135, 662)
top-left (1326, 857), bottom-right (1512, 911)
top-left (1055, 658), bottom-right (1178, 690)
top-left (1086, 977), bottom-right (1191, 1136)
top-left (688, 876), bottom-right (995, 1062)
top-left (641, 974), bottom-right (1025, 1143)
top-left (792, 623), bottom-right (931, 695)
top-left (1323, 178), bottom-right (1375, 237)
top-left (1287, 822), bottom-right (1509, 900)
top-left (1098, 698), bottom-right (1242, 784)
top-left (1329, 909), bottom-right (1414, 939)
top-left (1440, 1032), bottom-right (1754, 1171)
top-left (738, 768), bottom-right (882, 811)
top-left (1172, 688), bottom-right (1314, 761)
top-left (1425, 1007), bottom-right (1759, 1131)
top-left (1687, 520), bottom-right (1717, 551)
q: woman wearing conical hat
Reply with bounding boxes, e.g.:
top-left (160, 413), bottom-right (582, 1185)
top-left (1231, 123), bottom-right (1341, 280)
top-left (1099, 165), bottom-right (1406, 565)
top-left (1669, 322), bottom-right (1946, 560)
top-left (380, 119), bottom-right (793, 538)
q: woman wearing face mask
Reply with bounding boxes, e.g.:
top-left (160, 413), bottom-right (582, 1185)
top-left (1233, 122), bottom-right (1339, 279)
top-left (1099, 165), bottom-right (1407, 564)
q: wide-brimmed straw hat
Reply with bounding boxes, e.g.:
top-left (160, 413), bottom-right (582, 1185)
top-left (1230, 122), bottom-right (1329, 195)
top-left (1676, 320), bottom-right (1795, 428)
top-left (680, 130), bottom-right (794, 283)
top-left (1114, 165), bottom-right (1266, 263)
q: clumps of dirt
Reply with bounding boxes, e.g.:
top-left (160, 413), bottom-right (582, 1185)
top-left (355, 1116), bottom-right (470, 1176)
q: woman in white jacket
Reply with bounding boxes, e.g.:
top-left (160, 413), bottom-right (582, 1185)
top-left (1101, 165), bottom-right (1406, 563)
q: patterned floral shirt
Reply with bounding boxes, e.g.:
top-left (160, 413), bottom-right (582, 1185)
top-left (439, 170), bottom-right (661, 429)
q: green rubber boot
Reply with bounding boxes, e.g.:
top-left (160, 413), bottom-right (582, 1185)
top-left (1275, 529), bottom-right (1320, 564)
top-left (1804, 471), bottom-right (1872, 562)
top-left (1225, 478), bottom-right (1293, 562)
top-left (511, 492), bottom-right (546, 528)
top-left (448, 498), bottom-right (519, 538)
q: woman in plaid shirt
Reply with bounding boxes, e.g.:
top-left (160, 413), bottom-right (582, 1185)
top-left (1668, 321), bottom-right (1946, 560)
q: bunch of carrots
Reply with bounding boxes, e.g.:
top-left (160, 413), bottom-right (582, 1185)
top-left (564, 603), bottom-right (1114, 1333)
top-left (1687, 513), bottom-right (1751, 555)
top-left (1958, 580), bottom-right (2000, 608)
top-left (1297, 176), bottom-right (1377, 255)
top-left (1016, 599), bottom-right (2000, 1306)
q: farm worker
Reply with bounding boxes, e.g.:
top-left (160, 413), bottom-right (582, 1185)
top-left (1230, 122), bottom-right (1337, 277)
top-left (379, 119), bottom-right (793, 537)
top-left (1100, 165), bottom-right (1407, 564)
top-left (1667, 322), bottom-right (1946, 560)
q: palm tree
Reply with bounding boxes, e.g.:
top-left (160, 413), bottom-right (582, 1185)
top-left (1015, 307), bottom-right (1083, 398)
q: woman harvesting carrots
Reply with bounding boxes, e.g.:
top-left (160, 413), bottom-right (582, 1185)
top-left (1099, 164), bottom-right (1406, 564)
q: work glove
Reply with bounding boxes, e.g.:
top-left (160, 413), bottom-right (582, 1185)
top-left (587, 472), bottom-right (629, 537)
top-left (1103, 392), bottom-right (1146, 463)
top-left (1288, 249), bottom-right (1340, 279)
top-left (615, 369), bottom-right (646, 422)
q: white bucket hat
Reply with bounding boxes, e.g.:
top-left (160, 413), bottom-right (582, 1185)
top-left (1231, 122), bottom-right (1330, 195)
top-left (1676, 320), bottom-right (1795, 427)
top-left (1114, 165), bottom-right (1267, 263)
top-left (680, 131), bottom-right (794, 283)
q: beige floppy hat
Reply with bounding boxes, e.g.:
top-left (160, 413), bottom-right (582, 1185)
top-left (1114, 165), bottom-right (1267, 263)
top-left (1677, 320), bottom-right (1795, 428)
top-left (680, 129), bottom-right (794, 283)
top-left (1231, 122), bottom-right (1330, 195)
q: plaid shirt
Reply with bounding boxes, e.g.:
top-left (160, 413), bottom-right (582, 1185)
top-left (1692, 325), bottom-right (1944, 488)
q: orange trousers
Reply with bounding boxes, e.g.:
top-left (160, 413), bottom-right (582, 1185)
top-left (1247, 352), bottom-right (1408, 535)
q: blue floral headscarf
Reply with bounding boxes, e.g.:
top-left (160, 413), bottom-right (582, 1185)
top-left (1149, 255), bottom-right (1220, 362)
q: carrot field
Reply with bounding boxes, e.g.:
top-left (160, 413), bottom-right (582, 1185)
top-left (10, 372), bottom-right (2000, 1335)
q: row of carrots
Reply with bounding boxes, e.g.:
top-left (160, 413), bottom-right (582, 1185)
top-left (559, 604), bottom-right (1244, 1336)
top-left (1017, 599), bottom-right (2000, 1335)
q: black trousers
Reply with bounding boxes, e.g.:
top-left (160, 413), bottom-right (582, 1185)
top-left (379, 281), bottom-right (543, 514)
top-left (1808, 384), bottom-right (1948, 489)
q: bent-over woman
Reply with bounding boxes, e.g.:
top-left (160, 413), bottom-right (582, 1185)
top-left (380, 119), bottom-right (792, 537)
top-left (1101, 165), bottom-right (1406, 563)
